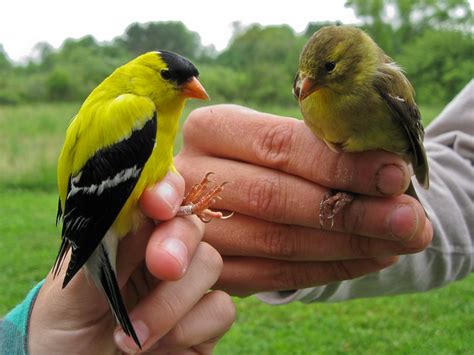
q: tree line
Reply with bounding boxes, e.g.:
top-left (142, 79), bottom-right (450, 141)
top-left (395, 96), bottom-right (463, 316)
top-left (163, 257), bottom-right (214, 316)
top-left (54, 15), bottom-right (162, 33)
top-left (0, 0), bottom-right (472, 107)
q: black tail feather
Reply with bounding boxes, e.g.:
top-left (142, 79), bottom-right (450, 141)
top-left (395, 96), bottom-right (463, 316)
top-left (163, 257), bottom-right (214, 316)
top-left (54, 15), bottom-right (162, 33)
top-left (99, 244), bottom-right (141, 349)
top-left (52, 238), bottom-right (70, 279)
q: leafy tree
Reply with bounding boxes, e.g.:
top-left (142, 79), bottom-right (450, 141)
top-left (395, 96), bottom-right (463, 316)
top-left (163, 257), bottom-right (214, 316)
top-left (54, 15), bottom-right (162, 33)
top-left (218, 24), bottom-right (306, 105)
top-left (346, 0), bottom-right (472, 53)
top-left (0, 44), bottom-right (12, 72)
top-left (47, 68), bottom-right (73, 100)
top-left (118, 21), bottom-right (203, 59)
top-left (398, 29), bottom-right (474, 104)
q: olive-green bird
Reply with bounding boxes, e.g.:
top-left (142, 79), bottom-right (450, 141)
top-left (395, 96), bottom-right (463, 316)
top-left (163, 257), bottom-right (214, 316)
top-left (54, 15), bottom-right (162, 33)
top-left (293, 25), bottom-right (429, 224)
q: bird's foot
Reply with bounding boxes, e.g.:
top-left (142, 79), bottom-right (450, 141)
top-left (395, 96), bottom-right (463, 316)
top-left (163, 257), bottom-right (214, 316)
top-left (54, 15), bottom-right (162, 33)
top-left (177, 172), bottom-right (233, 223)
top-left (319, 191), bottom-right (354, 229)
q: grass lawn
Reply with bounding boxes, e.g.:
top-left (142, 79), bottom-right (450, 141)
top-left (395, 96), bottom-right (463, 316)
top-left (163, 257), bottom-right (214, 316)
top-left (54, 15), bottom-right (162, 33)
top-left (1, 102), bottom-right (472, 354)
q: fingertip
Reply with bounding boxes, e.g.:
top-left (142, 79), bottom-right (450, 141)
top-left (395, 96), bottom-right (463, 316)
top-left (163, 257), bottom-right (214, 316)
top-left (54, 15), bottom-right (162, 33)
top-left (146, 234), bottom-right (188, 281)
top-left (376, 163), bottom-right (410, 196)
top-left (139, 172), bottom-right (185, 220)
top-left (388, 202), bottom-right (420, 242)
top-left (374, 255), bottom-right (400, 267)
top-left (145, 216), bottom-right (204, 281)
top-left (408, 217), bottom-right (433, 253)
top-left (114, 321), bottom-right (149, 353)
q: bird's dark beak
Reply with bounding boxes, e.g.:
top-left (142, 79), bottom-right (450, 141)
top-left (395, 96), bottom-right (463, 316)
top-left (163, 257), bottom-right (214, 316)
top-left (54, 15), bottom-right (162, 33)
top-left (299, 77), bottom-right (319, 101)
top-left (181, 77), bottom-right (210, 100)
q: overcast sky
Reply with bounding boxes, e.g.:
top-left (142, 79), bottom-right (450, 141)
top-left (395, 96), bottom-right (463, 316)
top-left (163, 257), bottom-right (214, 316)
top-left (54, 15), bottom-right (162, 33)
top-left (1, 0), bottom-right (359, 62)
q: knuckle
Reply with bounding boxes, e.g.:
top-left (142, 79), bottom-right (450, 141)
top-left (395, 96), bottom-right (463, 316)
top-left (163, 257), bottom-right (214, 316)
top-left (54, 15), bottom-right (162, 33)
top-left (258, 225), bottom-right (297, 259)
top-left (155, 292), bottom-right (182, 325)
top-left (271, 262), bottom-right (313, 290)
top-left (199, 242), bottom-right (224, 276)
top-left (208, 291), bottom-right (236, 330)
top-left (244, 175), bottom-right (285, 219)
top-left (348, 235), bottom-right (373, 258)
top-left (254, 122), bottom-right (293, 169)
top-left (271, 263), bottom-right (299, 290)
top-left (330, 260), bottom-right (356, 281)
top-left (164, 322), bottom-right (189, 349)
top-left (342, 200), bottom-right (366, 235)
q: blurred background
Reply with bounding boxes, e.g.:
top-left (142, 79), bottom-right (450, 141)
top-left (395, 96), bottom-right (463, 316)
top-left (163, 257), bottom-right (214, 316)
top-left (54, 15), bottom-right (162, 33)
top-left (0, 0), bottom-right (472, 353)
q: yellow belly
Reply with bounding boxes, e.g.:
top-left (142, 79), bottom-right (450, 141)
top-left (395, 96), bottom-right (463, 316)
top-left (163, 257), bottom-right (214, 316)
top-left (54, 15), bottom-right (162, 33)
top-left (300, 89), bottom-right (409, 154)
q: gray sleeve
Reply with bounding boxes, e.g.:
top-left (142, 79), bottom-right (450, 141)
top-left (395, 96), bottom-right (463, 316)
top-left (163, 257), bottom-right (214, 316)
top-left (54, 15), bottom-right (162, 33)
top-left (258, 81), bottom-right (474, 305)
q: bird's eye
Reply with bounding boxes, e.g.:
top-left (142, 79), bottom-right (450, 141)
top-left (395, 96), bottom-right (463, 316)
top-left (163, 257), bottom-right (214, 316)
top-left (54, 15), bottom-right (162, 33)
top-left (160, 69), bottom-right (171, 80)
top-left (324, 62), bottom-right (336, 73)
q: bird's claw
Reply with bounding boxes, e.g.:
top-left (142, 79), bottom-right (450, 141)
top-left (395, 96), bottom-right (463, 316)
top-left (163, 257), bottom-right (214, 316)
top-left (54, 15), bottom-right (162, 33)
top-left (319, 191), bottom-right (354, 229)
top-left (177, 172), bottom-right (233, 223)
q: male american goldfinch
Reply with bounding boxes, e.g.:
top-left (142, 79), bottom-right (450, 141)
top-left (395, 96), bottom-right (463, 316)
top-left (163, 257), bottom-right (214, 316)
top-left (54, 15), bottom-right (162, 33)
top-left (293, 25), bottom-right (429, 224)
top-left (53, 51), bottom-right (222, 348)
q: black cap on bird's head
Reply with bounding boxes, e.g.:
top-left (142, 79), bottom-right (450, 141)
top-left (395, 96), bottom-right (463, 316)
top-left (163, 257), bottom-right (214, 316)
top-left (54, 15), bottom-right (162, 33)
top-left (157, 50), bottom-right (209, 100)
top-left (158, 50), bottom-right (199, 85)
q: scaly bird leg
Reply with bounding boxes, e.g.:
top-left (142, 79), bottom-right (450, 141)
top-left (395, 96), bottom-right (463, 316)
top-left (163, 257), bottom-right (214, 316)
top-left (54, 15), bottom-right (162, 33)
top-left (177, 172), bottom-right (234, 223)
top-left (320, 191), bottom-right (354, 229)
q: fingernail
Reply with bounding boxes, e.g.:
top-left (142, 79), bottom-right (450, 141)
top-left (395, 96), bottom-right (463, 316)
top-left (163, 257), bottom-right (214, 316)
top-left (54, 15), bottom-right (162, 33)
top-left (160, 238), bottom-right (188, 273)
top-left (389, 204), bottom-right (418, 241)
top-left (376, 164), bottom-right (406, 196)
top-left (114, 320), bottom-right (149, 353)
top-left (155, 181), bottom-right (180, 212)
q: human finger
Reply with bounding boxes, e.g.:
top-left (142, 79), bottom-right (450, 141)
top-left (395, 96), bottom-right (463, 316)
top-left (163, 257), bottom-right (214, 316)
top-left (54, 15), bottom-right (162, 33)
top-left (116, 171), bottom-right (193, 285)
top-left (139, 171), bottom-right (185, 221)
top-left (215, 255), bottom-right (399, 297)
top-left (177, 155), bottom-right (429, 244)
top-left (145, 215), bottom-right (205, 281)
top-left (150, 290), bottom-right (235, 353)
top-left (204, 213), bottom-right (433, 261)
top-left (181, 105), bottom-right (410, 197)
top-left (114, 242), bottom-right (223, 353)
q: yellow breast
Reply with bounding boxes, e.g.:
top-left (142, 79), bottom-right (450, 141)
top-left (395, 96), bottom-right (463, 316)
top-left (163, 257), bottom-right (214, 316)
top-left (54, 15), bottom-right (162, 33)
top-left (300, 88), bottom-right (409, 154)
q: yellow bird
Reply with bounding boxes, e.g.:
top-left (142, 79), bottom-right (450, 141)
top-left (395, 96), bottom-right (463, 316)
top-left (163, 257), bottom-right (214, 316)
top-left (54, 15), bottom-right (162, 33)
top-left (53, 51), bottom-right (216, 348)
top-left (293, 26), bottom-right (429, 223)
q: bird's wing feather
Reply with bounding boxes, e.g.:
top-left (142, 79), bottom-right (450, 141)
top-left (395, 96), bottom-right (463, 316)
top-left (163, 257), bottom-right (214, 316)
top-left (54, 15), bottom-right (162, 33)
top-left (54, 98), bottom-right (157, 287)
top-left (374, 61), bottom-right (429, 189)
top-left (97, 242), bottom-right (141, 347)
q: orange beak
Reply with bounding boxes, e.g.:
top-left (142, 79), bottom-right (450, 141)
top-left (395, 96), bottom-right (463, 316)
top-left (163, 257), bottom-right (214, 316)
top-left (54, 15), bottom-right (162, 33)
top-left (299, 77), bottom-right (319, 101)
top-left (181, 77), bottom-right (210, 100)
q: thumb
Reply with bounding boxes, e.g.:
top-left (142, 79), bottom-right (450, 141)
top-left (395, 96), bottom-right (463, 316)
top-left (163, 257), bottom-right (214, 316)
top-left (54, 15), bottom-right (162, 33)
top-left (139, 171), bottom-right (185, 221)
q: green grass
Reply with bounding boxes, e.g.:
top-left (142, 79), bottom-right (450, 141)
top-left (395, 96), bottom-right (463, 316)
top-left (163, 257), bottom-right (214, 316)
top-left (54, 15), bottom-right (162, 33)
top-left (2, 102), bottom-right (472, 354)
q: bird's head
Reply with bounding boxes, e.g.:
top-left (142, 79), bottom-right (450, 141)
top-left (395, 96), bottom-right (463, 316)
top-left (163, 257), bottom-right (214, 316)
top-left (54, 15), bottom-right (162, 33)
top-left (127, 50), bottom-right (209, 106)
top-left (294, 26), bottom-right (379, 102)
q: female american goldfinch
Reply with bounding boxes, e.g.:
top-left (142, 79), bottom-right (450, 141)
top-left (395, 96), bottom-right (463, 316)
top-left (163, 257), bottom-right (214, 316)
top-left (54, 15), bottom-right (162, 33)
top-left (53, 51), bottom-right (224, 348)
top-left (293, 25), bottom-right (429, 225)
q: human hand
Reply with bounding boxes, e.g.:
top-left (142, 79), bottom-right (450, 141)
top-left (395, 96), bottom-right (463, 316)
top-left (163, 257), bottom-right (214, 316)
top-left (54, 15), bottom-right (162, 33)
top-left (28, 172), bottom-right (235, 354)
top-left (175, 105), bottom-right (433, 297)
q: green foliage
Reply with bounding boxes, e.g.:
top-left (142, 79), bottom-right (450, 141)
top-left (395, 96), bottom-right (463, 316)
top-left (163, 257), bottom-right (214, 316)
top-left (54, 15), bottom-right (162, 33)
top-left (198, 64), bottom-right (250, 103)
top-left (397, 29), bottom-right (474, 104)
top-left (1, 6), bottom-right (472, 108)
top-left (345, 0), bottom-right (472, 55)
top-left (119, 21), bottom-right (203, 59)
top-left (0, 44), bottom-right (12, 72)
top-left (47, 68), bottom-right (73, 100)
top-left (217, 24), bottom-right (306, 106)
